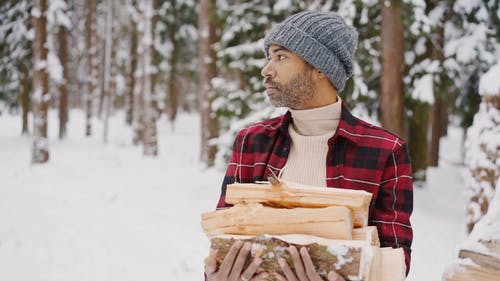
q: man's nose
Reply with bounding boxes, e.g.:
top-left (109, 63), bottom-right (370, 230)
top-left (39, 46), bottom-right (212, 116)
top-left (261, 61), bottom-right (274, 78)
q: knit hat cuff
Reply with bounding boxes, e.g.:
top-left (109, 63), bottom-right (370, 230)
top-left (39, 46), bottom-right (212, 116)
top-left (264, 23), bottom-right (348, 92)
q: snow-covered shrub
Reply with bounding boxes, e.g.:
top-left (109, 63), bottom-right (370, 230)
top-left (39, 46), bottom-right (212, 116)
top-left (464, 63), bottom-right (500, 233)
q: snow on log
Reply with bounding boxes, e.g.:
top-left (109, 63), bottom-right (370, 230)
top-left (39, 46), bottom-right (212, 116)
top-left (209, 234), bottom-right (378, 281)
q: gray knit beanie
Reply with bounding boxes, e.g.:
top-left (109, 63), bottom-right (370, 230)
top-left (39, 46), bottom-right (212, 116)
top-left (264, 11), bottom-right (358, 92)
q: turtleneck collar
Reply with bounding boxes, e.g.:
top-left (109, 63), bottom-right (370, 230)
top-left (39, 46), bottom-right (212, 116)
top-left (289, 96), bottom-right (342, 136)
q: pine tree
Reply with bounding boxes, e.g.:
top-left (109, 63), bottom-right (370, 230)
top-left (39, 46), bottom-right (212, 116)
top-left (157, 0), bottom-right (198, 127)
top-left (211, 0), bottom-right (304, 165)
top-left (446, 1), bottom-right (500, 131)
top-left (0, 0), bottom-right (33, 134)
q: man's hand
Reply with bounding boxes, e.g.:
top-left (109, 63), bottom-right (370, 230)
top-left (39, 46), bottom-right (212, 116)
top-left (276, 246), bottom-right (346, 281)
top-left (205, 240), bottom-right (269, 281)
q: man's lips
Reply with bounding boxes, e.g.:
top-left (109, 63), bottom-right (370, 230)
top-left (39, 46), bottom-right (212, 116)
top-left (264, 84), bottom-right (278, 95)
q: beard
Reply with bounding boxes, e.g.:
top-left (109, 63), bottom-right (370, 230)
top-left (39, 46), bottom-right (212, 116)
top-left (264, 68), bottom-right (315, 109)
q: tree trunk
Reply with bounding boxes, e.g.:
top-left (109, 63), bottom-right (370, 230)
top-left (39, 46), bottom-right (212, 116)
top-left (85, 0), bottom-right (97, 136)
top-left (126, 9), bottom-right (138, 125)
top-left (407, 100), bottom-right (430, 182)
top-left (109, 3), bottom-right (118, 114)
top-left (379, 0), bottom-right (405, 139)
top-left (71, 0), bottom-right (85, 109)
top-left (20, 63), bottom-right (30, 135)
top-left (98, 31), bottom-right (106, 118)
top-left (428, 97), bottom-right (445, 166)
top-left (102, 0), bottom-right (113, 143)
top-left (427, 0), bottom-right (451, 167)
top-left (138, 0), bottom-right (158, 156)
top-left (132, 3), bottom-right (144, 146)
top-left (166, 0), bottom-right (179, 126)
top-left (58, 23), bottom-right (70, 139)
top-left (198, 0), bottom-right (219, 166)
top-left (151, 0), bottom-right (160, 115)
top-left (32, 0), bottom-right (49, 163)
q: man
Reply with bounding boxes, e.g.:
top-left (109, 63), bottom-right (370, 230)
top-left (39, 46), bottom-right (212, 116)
top-left (205, 11), bottom-right (413, 281)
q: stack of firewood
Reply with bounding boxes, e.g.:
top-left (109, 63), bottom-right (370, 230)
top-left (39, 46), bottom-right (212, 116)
top-left (442, 239), bottom-right (500, 281)
top-left (442, 179), bottom-right (500, 281)
top-left (201, 179), bottom-right (406, 281)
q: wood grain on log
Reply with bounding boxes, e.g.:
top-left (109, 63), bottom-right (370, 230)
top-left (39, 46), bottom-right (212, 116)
top-left (202, 203), bottom-right (353, 240)
top-left (353, 226), bottom-right (380, 246)
top-left (380, 247), bottom-right (406, 281)
top-left (225, 181), bottom-right (372, 227)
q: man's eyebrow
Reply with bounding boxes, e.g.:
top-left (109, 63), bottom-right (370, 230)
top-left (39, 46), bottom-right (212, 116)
top-left (271, 47), bottom-right (290, 53)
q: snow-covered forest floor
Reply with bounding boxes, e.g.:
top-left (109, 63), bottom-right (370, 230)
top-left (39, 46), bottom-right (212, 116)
top-left (0, 110), bottom-right (467, 281)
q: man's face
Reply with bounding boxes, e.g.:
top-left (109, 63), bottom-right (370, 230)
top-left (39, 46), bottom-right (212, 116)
top-left (261, 44), bottom-right (316, 109)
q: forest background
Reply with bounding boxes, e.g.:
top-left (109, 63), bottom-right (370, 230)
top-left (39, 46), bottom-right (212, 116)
top-left (1, 0), bottom-right (499, 279)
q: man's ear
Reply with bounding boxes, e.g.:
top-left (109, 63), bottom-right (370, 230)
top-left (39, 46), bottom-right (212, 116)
top-left (315, 69), bottom-right (327, 79)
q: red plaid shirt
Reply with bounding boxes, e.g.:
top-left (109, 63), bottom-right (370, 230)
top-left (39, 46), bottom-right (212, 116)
top-left (216, 102), bottom-right (413, 274)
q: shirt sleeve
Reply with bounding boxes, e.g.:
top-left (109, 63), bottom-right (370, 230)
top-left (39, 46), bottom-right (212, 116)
top-left (370, 142), bottom-right (413, 275)
top-left (216, 131), bottom-right (244, 210)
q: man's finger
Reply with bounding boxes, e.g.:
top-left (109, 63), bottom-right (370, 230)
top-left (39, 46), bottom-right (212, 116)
top-left (288, 246), bottom-right (307, 280)
top-left (300, 247), bottom-right (319, 280)
top-left (278, 258), bottom-right (299, 281)
top-left (268, 272), bottom-right (287, 281)
top-left (219, 240), bottom-right (243, 278)
top-left (228, 242), bottom-right (252, 280)
top-left (250, 272), bottom-right (269, 281)
top-left (204, 255), bottom-right (217, 274)
top-left (327, 271), bottom-right (346, 281)
top-left (241, 257), bottom-right (263, 281)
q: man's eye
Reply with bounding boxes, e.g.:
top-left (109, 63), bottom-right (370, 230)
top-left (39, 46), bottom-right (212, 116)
top-left (278, 55), bottom-right (286, 61)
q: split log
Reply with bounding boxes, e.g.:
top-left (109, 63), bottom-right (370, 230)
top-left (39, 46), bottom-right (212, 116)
top-left (353, 226), bottom-right (380, 246)
top-left (225, 181), bottom-right (372, 227)
top-left (443, 262), bottom-right (500, 281)
top-left (202, 203), bottom-right (353, 240)
top-left (458, 249), bottom-right (500, 271)
top-left (209, 234), bottom-right (377, 281)
top-left (380, 247), bottom-right (406, 281)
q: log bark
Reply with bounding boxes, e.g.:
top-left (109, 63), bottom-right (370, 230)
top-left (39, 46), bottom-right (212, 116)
top-left (225, 181), bottom-right (372, 227)
top-left (202, 203), bottom-right (353, 240)
top-left (209, 235), bottom-right (376, 281)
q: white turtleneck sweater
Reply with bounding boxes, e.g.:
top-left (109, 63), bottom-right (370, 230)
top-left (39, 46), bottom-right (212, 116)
top-left (280, 97), bottom-right (342, 187)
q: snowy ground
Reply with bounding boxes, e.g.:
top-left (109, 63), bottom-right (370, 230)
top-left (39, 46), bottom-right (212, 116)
top-left (0, 110), bottom-right (467, 281)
